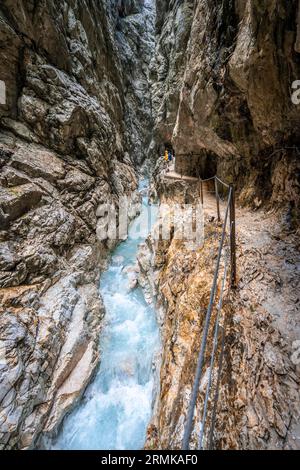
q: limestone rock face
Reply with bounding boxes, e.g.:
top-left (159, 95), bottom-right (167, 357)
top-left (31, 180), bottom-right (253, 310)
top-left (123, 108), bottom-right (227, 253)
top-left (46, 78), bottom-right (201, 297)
top-left (145, 0), bottom-right (300, 449)
top-left (149, 0), bottom-right (194, 153)
top-left (142, 186), bottom-right (300, 450)
top-left (111, 0), bottom-right (155, 164)
top-left (0, 0), bottom-right (153, 449)
top-left (151, 0), bottom-right (300, 222)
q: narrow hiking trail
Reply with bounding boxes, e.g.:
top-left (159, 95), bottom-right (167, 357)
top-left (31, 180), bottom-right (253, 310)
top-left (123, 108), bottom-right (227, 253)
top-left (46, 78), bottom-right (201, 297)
top-left (203, 184), bottom-right (300, 342)
top-left (202, 183), bottom-right (300, 448)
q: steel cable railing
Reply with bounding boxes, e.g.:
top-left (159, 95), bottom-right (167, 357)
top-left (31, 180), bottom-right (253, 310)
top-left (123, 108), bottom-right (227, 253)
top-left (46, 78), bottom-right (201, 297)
top-left (198, 250), bottom-right (229, 449)
top-left (182, 186), bottom-right (232, 449)
top-left (160, 163), bottom-right (236, 448)
top-left (215, 176), bottom-right (230, 189)
top-left (182, 174), bottom-right (236, 450)
top-left (206, 205), bottom-right (237, 449)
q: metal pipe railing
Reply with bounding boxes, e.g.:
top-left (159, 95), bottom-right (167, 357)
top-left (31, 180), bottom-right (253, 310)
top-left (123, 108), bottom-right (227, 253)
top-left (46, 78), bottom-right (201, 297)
top-left (182, 187), bottom-right (232, 450)
top-left (198, 254), bottom-right (229, 449)
top-left (161, 165), bottom-right (237, 449)
top-left (215, 178), bottom-right (221, 222)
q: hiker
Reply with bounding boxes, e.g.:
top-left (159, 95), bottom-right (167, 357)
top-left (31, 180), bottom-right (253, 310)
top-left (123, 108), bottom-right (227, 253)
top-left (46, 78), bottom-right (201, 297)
top-left (168, 150), bottom-right (173, 162)
top-left (164, 150), bottom-right (169, 162)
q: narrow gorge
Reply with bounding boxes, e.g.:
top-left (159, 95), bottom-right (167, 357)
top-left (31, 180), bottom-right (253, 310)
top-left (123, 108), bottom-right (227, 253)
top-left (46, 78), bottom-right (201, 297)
top-left (0, 0), bottom-right (299, 453)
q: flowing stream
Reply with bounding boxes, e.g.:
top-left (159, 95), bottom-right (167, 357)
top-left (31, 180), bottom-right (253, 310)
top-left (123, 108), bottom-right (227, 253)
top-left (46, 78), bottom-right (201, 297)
top-left (51, 181), bottom-right (160, 450)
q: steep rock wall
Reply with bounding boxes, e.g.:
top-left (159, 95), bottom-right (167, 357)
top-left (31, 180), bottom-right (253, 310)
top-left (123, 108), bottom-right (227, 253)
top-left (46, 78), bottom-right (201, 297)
top-left (146, 2), bottom-right (300, 449)
top-left (151, 0), bottom-right (300, 222)
top-left (0, 0), bottom-right (154, 449)
top-left (112, 0), bottom-right (155, 164)
top-left (141, 180), bottom-right (300, 450)
top-left (149, 0), bottom-right (194, 156)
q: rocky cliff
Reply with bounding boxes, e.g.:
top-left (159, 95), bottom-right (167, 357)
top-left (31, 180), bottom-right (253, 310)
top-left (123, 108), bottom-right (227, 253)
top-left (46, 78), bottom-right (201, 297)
top-left (150, 0), bottom-right (300, 224)
top-left (148, 0), bottom-right (194, 158)
top-left (1, 0), bottom-right (299, 452)
top-left (141, 0), bottom-right (300, 450)
top-left (141, 178), bottom-right (300, 450)
top-left (0, 0), bottom-right (154, 449)
top-left (112, 0), bottom-right (155, 165)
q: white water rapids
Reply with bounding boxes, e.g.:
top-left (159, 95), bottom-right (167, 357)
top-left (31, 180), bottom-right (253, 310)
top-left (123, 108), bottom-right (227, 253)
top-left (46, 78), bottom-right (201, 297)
top-left (49, 181), bottom-right (160, 450)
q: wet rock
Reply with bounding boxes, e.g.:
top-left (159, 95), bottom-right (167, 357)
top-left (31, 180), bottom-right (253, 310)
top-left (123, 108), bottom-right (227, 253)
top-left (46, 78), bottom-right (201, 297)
top-left (128, 277), bottom-right (138, 290)
top-left (150, 0), bottom-right (300, 222)
top-left (10, 148), bottom-right (66, 183)
top-left (0, 167), bottom-right (32, 187)
top-left (0, 0), bottom-right (154, 450)
top-left (0, 242), bottom-right (19, 271)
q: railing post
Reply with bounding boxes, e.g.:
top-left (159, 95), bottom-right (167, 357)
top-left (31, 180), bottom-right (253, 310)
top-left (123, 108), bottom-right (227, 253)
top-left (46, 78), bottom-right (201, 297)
top-left (229, 184), bottom-right (237, 289)
top-left (200, 180), bottom-right (204, 205)
top-left (182, 196), bottom-right (232, 450)
top-left (215, 177), bottom-right (221, 222)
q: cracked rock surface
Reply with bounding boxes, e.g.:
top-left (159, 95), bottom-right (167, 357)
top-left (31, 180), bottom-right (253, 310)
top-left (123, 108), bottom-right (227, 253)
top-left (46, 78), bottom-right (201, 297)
top-left (142, 178), bottom-right (300, 450)
top-left (150, 0), bottom-right (300, 222)
top-left (0, 0), bottom-right (154, 449)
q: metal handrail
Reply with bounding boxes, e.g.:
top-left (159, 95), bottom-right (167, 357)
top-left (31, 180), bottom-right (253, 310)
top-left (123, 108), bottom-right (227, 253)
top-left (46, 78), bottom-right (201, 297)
top-left (215, 176), bottom-right (230, 189)
top-left (182, 188), bottom-right (232, 450)
top-left (198, 251), bottom-right (229, 449)
top-left (161, 164), bottom-right (237, 449)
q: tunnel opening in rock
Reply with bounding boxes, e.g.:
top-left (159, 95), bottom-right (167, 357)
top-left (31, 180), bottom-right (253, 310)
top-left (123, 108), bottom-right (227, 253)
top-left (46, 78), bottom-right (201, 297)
top-left (175, 150), bottom-right (218, 179)
top-left (164, 142), bottom-right (173, 153)
top-left (203, 151), bottom-right (218, 179)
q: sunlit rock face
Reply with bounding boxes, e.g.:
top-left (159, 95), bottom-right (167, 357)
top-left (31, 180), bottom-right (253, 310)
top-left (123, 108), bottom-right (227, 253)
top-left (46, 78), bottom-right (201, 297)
top-left (0, 0), bottom-right (153, 449)
top-left (151, 0), bottom-right (300, 224)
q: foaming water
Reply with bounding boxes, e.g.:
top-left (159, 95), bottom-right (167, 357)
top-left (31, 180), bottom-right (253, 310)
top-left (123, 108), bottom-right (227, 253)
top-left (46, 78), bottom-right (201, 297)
top-left (50, 181), bottom-right (160, 450)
